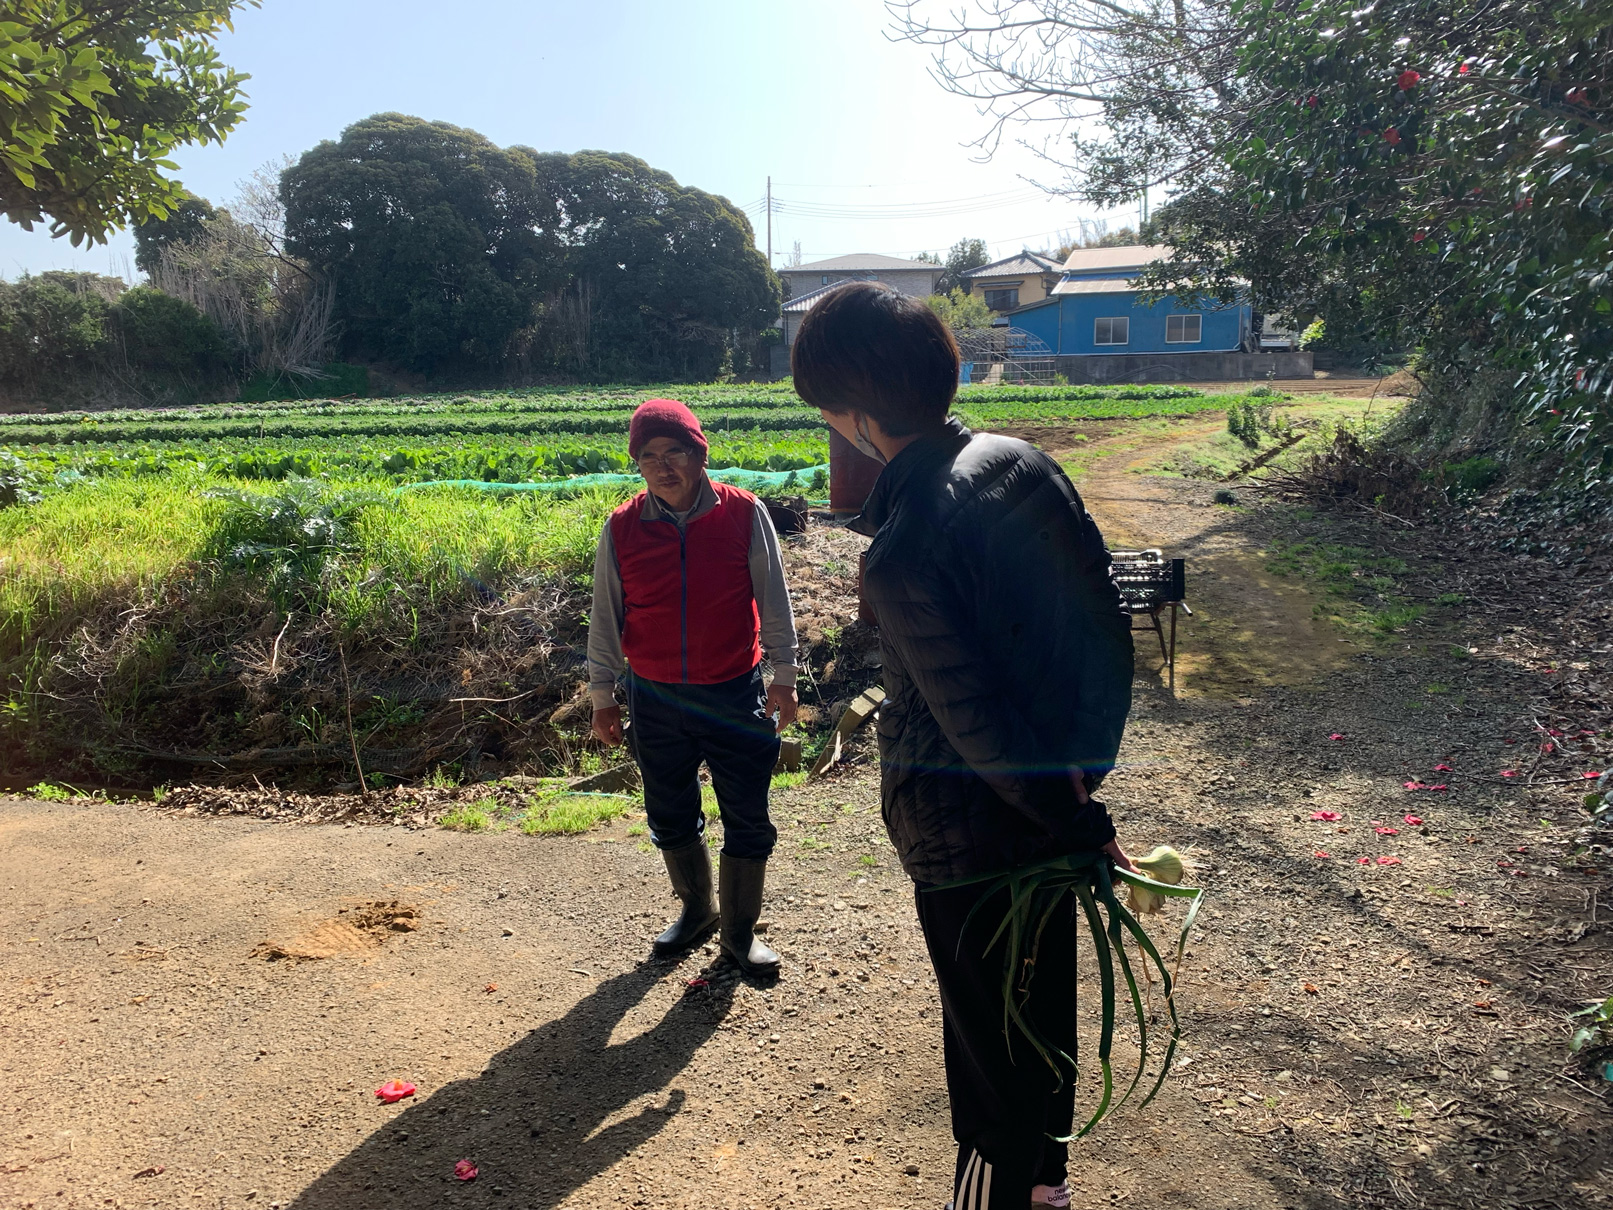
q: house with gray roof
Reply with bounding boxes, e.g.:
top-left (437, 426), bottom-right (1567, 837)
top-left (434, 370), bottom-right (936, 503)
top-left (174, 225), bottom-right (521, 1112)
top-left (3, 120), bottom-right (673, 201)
top-left (961, 249), bottom-right (1062, 313)
top-left (777, 254), bottom-right (944, 308)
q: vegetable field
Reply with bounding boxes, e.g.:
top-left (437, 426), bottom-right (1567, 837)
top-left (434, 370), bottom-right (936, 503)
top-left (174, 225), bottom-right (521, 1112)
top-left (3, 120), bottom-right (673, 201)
top-left (0, 380), bottom-right (1248, 791)
top-left (0, 382), bottom-right (1227, 488)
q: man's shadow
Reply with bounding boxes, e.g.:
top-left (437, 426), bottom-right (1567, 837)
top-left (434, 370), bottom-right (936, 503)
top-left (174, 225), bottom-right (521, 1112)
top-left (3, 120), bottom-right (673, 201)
top-left (289, 964), bottom-right (733, 1207)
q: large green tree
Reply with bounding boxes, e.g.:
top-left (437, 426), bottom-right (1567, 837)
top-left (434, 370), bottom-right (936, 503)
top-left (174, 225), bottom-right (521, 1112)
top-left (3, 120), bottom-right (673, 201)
top-left (537, 148), bottom-right (778, 379)
top-left (281, 114), bottom-right (565, 374)
top-left (132, 190), bottom-right (217, 272)
top-left (283, 116), bottom-right (778, 380)
top-left (937, 237), bottom-right (990, 293)
top-left (0, 0), bottom-right (254, 244)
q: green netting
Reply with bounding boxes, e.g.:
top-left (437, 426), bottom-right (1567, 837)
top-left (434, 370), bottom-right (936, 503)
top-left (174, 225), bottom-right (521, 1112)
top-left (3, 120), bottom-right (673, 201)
top-left (396, 464), bottom-right (829, 495)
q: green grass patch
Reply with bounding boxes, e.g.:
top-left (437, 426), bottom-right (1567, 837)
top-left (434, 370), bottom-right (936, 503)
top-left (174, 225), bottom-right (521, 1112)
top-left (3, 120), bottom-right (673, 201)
top-left (1267, 532), bottom-right (1430, 637)
top-left (518, 791), bottom-right (631, 835)
top-left (439, 798), bottom-right (498, 831)
top-left (0, 473), bottom-right (621, 652)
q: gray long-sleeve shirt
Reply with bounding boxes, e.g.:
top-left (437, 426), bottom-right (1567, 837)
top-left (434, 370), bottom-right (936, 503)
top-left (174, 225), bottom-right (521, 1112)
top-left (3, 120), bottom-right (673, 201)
top-left (588, 477), bottom-right (798, 709)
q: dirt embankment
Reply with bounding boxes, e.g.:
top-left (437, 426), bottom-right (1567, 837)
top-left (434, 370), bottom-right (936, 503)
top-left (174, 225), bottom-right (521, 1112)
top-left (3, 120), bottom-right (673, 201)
top-left (3, 417), bottom-right (1610, 1210)
top-left (3, 517), bottom-right (874, 796)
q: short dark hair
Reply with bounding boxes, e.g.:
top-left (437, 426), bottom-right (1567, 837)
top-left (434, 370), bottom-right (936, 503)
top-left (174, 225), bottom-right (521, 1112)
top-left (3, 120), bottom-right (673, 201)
top-left (791, 281), bottom-right (960, 437)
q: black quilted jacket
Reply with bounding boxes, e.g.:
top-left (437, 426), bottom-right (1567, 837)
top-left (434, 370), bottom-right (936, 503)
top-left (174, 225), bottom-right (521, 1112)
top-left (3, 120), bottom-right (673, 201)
top-left (852, 418), bottom-right (1134, 885)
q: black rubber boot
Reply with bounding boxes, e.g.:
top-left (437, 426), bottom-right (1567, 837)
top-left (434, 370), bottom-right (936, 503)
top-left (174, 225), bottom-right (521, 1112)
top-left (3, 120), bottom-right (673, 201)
top-left (652, 840), bottom-right (719, 957)
top-left (719, 854), bottom-right (780, 976)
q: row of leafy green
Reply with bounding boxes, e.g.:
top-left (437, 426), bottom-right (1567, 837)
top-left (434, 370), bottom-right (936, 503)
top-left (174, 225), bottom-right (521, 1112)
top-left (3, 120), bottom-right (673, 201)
top-left (0, 385), bottom-right (1258, 490)
top-left (6, 430), bottom-right (833, 485)
top-left (0, 381), bottom-right (1211, 435)
top-left (2, 388), bottom-right (1232, 450)
top-left (2, 407), bottom-right (821, 446)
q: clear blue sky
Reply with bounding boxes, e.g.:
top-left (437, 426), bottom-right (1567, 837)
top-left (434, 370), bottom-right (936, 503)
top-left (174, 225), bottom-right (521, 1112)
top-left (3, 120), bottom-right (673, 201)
top-left (1, 0), bottom-right (1127, 281)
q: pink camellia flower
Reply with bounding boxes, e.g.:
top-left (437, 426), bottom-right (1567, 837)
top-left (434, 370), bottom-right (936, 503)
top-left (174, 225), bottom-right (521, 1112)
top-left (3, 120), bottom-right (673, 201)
top-left (454, 1160), bottom-right (479, 1182)
top-left (1311, 810), bottom-right (1342, 822)
top-left (1306, 94), bottom-right (1319, 108)
top-left (1412, 230), bottom-right (1427, 242)
top-left (1383, 127), bottom-right (1403, 146)
top-left (1567, 87), bottom-right (1588, 104)
top-left (1376, 826), bottom-right (1399, 836)
top-left (1329, 733), bottom-right (1345, 741)
top-left (1404, 815), bottom-right (1424, 826)
top-left (375, 1080), bottom-right (417, 1104)
top-left (1377, 855), bottom-right (1403, 866)
top-left (1459, 63), bottom-right (1471, 74)
top-left (1398, 69), bottom-right (1421, 90)
top-left (1404, 780), bottom-right (1428, 791)
top-left (1434, 763), bottom-right (1453, 772)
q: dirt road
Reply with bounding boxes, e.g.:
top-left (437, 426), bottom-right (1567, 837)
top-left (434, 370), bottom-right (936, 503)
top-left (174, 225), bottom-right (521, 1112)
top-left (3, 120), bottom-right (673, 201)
top-left (4, 419), bottom-right (1608, 1210)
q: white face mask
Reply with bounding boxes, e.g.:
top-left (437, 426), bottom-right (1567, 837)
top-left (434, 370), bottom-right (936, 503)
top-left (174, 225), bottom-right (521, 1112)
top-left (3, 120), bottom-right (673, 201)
top-left (852, 413), bottom-right (887, 465)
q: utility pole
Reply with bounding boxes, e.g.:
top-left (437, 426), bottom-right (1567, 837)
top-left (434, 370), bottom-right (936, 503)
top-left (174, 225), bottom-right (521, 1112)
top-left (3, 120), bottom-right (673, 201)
top-left (766, 175), bottom-right (772, 266)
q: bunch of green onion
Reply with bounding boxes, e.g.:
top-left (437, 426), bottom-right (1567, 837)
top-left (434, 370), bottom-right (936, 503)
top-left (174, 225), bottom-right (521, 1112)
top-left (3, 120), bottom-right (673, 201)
top-left (939, 846), bottom-right (1203, 1138)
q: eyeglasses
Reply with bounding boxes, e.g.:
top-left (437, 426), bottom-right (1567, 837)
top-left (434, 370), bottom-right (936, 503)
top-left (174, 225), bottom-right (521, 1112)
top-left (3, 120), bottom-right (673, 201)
top-left (637, 449), bottom-right (694, 471)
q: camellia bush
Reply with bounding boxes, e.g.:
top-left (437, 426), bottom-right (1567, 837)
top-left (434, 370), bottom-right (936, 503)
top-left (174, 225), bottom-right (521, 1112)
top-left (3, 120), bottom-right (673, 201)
top-left (893, 0), bottom-right (1613, 501)
top-left (1151, 0), bottom-right (1612, 491)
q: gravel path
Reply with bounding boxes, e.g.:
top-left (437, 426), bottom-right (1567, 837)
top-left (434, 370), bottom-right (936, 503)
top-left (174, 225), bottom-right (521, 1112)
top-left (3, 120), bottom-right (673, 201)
top-left (3, 420), bottom-right (1607, 1210)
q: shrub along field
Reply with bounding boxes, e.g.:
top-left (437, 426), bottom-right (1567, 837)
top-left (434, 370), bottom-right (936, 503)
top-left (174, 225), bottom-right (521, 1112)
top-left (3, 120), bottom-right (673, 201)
top-left (0, 381), bottom-right (1249, 790)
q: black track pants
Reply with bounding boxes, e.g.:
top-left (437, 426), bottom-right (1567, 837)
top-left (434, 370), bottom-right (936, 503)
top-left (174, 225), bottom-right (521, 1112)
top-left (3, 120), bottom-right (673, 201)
top-left (627, 666), bottom-right (780, 860)
top-left (914, 880), bottom-right (1080, 1209)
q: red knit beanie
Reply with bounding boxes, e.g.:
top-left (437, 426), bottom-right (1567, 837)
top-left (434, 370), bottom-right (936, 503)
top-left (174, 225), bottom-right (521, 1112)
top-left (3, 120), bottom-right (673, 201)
top-left (628, 398), bottom-right (709, 460)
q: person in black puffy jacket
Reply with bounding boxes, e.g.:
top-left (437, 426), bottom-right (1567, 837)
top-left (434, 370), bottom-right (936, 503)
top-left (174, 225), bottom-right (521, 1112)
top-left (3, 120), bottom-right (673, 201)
top-left (793, 281), bottom-right (1137, 1210)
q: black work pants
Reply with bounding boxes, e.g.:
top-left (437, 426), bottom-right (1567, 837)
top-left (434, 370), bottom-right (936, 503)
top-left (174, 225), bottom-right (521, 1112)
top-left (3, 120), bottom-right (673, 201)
top-left (626, 666), bottom-right (779, 860)
top-left (915, 879), bottom-right (1080, 1209)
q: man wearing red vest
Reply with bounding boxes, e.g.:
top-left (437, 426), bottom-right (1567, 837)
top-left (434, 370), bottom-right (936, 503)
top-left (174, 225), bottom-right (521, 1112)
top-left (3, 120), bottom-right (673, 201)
top-left (589, 398), bottom-right (799, 975)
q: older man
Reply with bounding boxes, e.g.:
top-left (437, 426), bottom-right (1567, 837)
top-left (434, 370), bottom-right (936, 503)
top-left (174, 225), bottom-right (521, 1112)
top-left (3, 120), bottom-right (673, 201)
top-left (589, 398), bottom-right (798, 975)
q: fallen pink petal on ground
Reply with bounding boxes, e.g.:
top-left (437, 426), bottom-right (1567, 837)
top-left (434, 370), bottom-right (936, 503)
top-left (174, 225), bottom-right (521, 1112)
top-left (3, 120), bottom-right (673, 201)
top-left (375, 1080), bottom-right (417, 1104)
top-left (1310, 810), bottom-right (1342, 822)
top-left (454, 1160), bottom-right (479, 1182)
top-left (1375, 827), bottom-right (1398, 835)
top-left (1434, 763), bottom-right (1453, 772)
top-left (1404, 815), bottom-right (1424, 826)
top-left (1329, 733), bottom-right (1345, 741)
top-left (1376, 856), bottom-right (1403, 866)
top-left (1314, 851), bottom-right (1331, 859)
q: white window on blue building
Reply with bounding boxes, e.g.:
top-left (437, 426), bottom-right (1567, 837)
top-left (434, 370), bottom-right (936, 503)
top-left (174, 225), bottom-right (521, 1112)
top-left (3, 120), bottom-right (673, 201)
top-left (1166, 314), bottom-right (1202, 343)
top-left (1094, 316), bottom-right (1129, 346)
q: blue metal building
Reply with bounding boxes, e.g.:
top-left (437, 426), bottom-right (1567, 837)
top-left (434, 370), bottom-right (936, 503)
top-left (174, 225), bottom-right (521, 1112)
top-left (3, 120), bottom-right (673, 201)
top-left (1006, 244), bottom-right (1254, 357)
